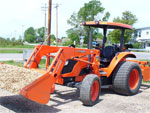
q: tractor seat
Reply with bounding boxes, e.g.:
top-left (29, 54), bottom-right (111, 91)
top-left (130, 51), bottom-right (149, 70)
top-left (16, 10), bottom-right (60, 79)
top-left (100, 46), bottom-right (115, 67)
top-left (103, 46), bottom-right (115, 59)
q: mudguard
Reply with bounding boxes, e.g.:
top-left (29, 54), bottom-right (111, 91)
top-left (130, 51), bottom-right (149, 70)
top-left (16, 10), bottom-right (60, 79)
top-left (106, 52), bottom-right (136, 77)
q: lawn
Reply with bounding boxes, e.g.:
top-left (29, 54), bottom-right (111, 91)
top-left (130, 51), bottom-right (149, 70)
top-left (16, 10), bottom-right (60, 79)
top-left (0, 45), bottom-right (34, 53)
top-left (0, 45), bottom-right (34, 48)
top-left (0, 60), bottom-right (24, 67)
top-left (143, 80), bottom-right (150, 83)
top-left (0, 49), bottom-right (23, 53)
top-left (0, 59), bottom-right (47, 68)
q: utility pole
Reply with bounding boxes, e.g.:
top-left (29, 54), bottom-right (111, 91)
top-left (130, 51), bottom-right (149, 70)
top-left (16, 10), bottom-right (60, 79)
top-left (47, 0), bottom-right (52, 46)
top-left (41, 3), bottom-right (48, 44)
top-left (54, 3), bottom-right (60, 46)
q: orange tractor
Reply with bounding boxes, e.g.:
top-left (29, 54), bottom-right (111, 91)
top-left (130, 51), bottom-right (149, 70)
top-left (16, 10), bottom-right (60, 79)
top-left (21, 21), bottom-right (150, 106)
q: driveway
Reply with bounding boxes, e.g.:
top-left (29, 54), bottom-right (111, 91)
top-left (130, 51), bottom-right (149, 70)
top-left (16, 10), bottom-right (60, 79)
top-left (0, 84), bottom-right (150, 113)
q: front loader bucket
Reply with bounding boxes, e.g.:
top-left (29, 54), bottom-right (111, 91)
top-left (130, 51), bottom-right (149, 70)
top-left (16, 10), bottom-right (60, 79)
top-left (20, 72), bottom-right (55, 104)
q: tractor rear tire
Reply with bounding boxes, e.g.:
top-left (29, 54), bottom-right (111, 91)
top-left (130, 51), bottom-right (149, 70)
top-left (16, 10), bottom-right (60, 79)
top-left (112, 61), bottom-right (142, 96)
top-left (80, 74), bottom-right (101, 106)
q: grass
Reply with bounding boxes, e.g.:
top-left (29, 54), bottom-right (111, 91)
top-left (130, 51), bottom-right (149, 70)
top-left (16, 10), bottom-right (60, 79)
top-left (0, 45), bottom-right (35, 48)
top-left (143, 80), bottom-right (150, 84)
top-left (0, 49), bottom-right (23, 53)
top-left (0, 45), bottom-right (35, 53)
top-left (0, 44), bottom-right (35, 53)
top-left (38, 59), bottom-right (46, 69)
top-left (0, 60), bottom-right (24, 67)
top-left (0, 58), bottom-right (50, 68)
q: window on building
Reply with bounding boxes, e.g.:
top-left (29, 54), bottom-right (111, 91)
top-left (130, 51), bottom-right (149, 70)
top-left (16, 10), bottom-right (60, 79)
top-left (146, 31), bottom-right (149, 35)
top-left (135, 32), bottom-right (137, 37)
top-left (139, 31), bottom-right (142, 37)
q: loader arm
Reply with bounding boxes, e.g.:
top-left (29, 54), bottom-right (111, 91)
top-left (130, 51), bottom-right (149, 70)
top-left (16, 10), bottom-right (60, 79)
top-left (21, 48), bottom-right (65, 104)
top-left (21, 45), bottom-right (100, 104)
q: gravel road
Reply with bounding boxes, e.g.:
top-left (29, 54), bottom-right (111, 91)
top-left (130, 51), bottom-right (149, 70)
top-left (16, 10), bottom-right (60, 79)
top-left (0, 84), bottom-right (150, 113)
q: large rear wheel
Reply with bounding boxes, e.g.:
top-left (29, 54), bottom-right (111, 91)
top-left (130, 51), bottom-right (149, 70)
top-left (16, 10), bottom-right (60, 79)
top-left (112, 61), bottom-right (142, 95)
top-left (80, 74), bottom-right (101, 106)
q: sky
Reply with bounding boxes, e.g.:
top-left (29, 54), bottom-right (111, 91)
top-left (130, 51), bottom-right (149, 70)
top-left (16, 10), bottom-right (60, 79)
top-left (0, 0), bottom-right (150, 39)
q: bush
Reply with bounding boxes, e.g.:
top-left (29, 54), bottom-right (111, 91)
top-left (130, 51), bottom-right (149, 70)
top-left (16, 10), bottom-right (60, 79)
top-left (0, 37), bottom-right (23, 47)
top-left (132, 42), bottom-right (142, 49)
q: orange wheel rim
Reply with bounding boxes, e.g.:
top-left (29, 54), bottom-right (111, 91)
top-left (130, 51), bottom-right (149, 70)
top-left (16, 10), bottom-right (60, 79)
top-left (129, 69), bottom-right (139, 90)
top-left (91, 80), bottom-right (99, 102)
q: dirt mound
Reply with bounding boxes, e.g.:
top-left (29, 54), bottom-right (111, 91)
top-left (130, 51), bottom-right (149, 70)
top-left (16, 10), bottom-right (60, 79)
top-left (0, 64), bottom-right (41, 94)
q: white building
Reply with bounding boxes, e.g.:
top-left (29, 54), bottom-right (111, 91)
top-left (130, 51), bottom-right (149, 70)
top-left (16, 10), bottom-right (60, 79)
top-left (136, 27), bottom-right (150, 50)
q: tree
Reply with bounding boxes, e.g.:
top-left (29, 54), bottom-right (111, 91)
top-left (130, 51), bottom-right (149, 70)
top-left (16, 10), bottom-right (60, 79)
top-left (67, 0), bottom-right (110, 44)
top-left (0, 37), bottom-right (23, 47)
top-left (11, 37), bottom-right (16, 42)
top-left (50, 34), bottom-right (56, 42)
top-left (109, 11), bottom-right (137, 43)
top-left (24, 27), bottom-right (36, 43)
top-left (37, 27), bottom-right (45, 41)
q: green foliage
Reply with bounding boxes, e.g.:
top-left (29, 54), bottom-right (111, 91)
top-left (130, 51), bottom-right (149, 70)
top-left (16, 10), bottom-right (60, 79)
top-left (37, 27), bottom-right (45, 40)
top-left (24, 34), bottom-right (36, 43)
top-left (62, 37), bottom-right (72, 46)
top-left (0, 37), bottom-right (23, 47)
top-left (77, 0), bottom-right (105, 21)
top-left (132, 42), bottom-right (142, 49)
top-left (50, 34), bottom-right (56, 43)
top-left (24, 27), bottom-right (36, 43)
top-left (102, 12), bottom-right (111, 21)
top-left (143, 81), bottom-right (150, 83)
top-left (24, 27), bottom-right (55, 43)
top-left (67, 0), bottom-right (110, 44)
top-left (63, 40), bottom-right (72, 46)
top-left (109, 11), bottom-right (137, 43)
top-left (66, 29), bottom-right (80, 44)
top-left (0, 37), bottom-right (9, 47)
top-left (0, 49), bottom-right (23, 53)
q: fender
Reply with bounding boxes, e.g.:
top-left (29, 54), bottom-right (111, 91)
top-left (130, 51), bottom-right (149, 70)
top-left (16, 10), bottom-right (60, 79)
top-left (106, 52), bottom-right (136, 77)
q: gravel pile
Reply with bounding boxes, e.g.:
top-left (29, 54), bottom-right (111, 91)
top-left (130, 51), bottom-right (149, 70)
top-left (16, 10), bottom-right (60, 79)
top-left (0, 64), bottom-right (41, 94)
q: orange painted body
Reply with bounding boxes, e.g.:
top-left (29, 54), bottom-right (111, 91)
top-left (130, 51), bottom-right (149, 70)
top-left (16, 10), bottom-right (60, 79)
top-left (20, 21), bottom-right (150, 105)
top-left (126, 59), bottom-right (150, 81)
top-left (21, 45), bottom-right (150, 104)
top-left (81, 21), bottom-right (132, 29)
top-left (21, 45), bottom-right (100, 104)
top-left (100, 52), bottom-right (136, 77)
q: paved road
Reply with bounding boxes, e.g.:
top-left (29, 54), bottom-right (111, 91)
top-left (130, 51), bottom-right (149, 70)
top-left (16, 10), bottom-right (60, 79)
top-left (0, 54), bottom-right (23, 61)
top-left (0, 52), bottom-right (150, 61)
top-left (131, 52), bottom-right (150, 60)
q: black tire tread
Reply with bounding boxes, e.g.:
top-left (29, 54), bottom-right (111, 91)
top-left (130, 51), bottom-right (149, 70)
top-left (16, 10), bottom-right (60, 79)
top-left (80, 74), bottom-right (100, 106)
top-left (112, 61), bottom-right (142, 95)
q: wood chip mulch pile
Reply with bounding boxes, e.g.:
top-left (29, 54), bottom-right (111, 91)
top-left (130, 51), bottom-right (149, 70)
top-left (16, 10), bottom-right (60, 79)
top-left (0, 64), bottom-right (41, 94)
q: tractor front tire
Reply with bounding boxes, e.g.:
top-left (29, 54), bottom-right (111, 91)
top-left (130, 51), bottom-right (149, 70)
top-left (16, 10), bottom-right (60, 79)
top-left (80, 74), bottom-right (101, 106)
top-left (112, 61), bottom-right (142, 96)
